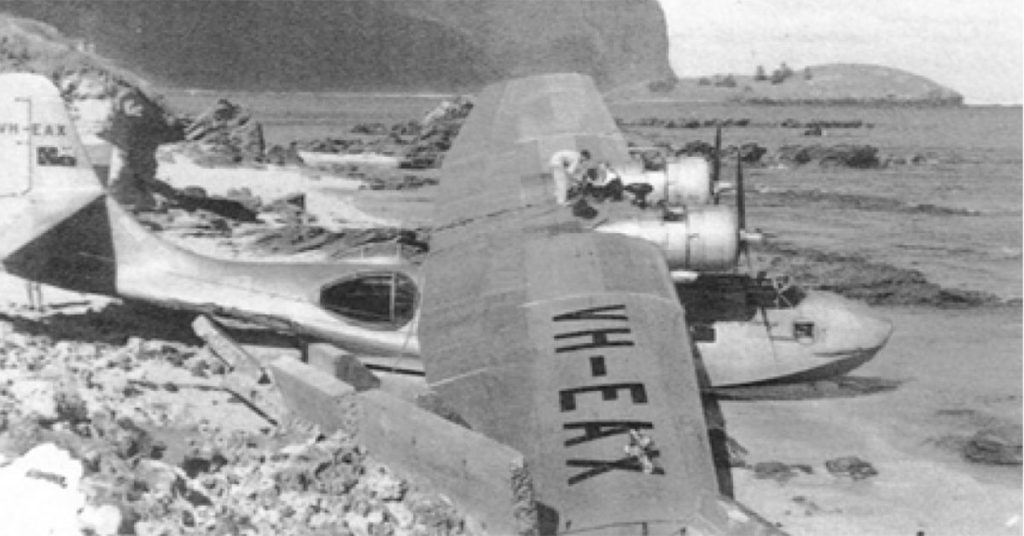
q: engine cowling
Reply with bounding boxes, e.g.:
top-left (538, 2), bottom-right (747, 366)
top-left (619, 157), bottom-right (712, 206)
top-left (595, 206), bottom-right (739, 272)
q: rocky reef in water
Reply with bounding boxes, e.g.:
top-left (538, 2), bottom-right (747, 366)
top-left (755, 242), bottom-right (1006, 308)
top-left (2, 0), bottom-right (674, 92)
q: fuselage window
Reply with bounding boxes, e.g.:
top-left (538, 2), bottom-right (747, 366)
top-left (793, 319), bottom-right (815, 343)
top-left (320, 272), bottom-right (417, 327)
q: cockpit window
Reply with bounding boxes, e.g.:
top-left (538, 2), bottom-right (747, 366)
top-left (750, 275), bottom-right (806, 309)
top-left (320, 272), bottom-right (417, 327)
top-left (777, 284), bottom-right (806, 308)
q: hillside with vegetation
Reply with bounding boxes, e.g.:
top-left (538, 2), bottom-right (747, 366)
top-left (1, 0), bottom-right (673, 92)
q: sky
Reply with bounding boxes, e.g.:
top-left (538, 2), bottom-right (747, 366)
top-left (658, 0), bottom-right (1023, 105)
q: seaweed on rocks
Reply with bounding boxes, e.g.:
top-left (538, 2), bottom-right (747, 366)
top-left (0, 307), bottom-right (477, 535)
top-left (617, 117), bottom-right (754, 129)
top-left (244, 223), bottom-right (430, 260)
top-left (181, 99), bottom-right (266, 166)
top-left (775, 144), bottom-right (882, 169)
top-left (757, 242), bottom-right (1002, 307)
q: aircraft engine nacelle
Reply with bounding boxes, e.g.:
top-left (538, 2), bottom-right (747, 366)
top-left (620, 157), bottom-right (712, 206)
top-left (665, 157), bottom-right (713, 206)
top-left (596, 206), bottom-right (739, 272)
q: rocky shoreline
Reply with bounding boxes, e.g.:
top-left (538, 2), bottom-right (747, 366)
top-left (0, 298), bottom-right (474, 536)
top-left (131, 96), bottom-right (1007, 310)
top-left (752, 242), bottom-right (1013, 308)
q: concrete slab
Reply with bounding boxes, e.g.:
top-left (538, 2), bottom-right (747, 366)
top-left (192, 316), bottom-right (287, 422)
top-left (268, 356), bottom-right (360, 435)
top-left (305, 343), bottom-right (381, 391)
top-left (267, 356), bottom-right (537, 535)
top-left (191, 316), bottom-right (263, 378)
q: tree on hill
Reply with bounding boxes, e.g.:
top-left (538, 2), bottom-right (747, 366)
top-left (714, 74), bottom-right (737, 88)
top-left (804, 67), bottom-right (812, 80)
top-left (647, 77), bottom-right (678, 93)
top-left (754, 65), bottom-right (767, 81)
top-left (770, 62), bottom-right (795, 84)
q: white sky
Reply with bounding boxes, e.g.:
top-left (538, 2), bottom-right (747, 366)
top-left (658, 0), bottom-right (1023, 104)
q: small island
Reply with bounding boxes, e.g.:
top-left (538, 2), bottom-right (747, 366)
top-left (610, 63), bottom-right (964, 106)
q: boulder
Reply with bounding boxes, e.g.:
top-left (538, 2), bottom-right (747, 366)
top-left (8, 380), bottom-right (58, 422)
top-left (820, 145), bottom-right (881, 168)
top-left (420, 96), bottom-right (474, 131)
top-left (736, 142), bottom-right (768, 164)
top-left (751, 461), bottom-right (813, 483)
top-left (78, 503), bottom-right (124, 536)
top-left (265, 143), bottom-right (304, 166)
top-left (676, 140), bottom-right (715, 158)
top-left (182, 99), bottom-right (266, 164)
top-left (57, 68), bottom-right (185, 208)
top-left (776, 144), bottom-right (882, 169)
top-left (825, 456), bottom-right (878, 480)
top-left (352, 123), bottom-right (389, 136)
top-left (363, 464), bottom-right (406, 501)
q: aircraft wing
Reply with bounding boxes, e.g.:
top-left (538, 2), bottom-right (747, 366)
top-left (421, 74), bottom-right (776, 534)
top-left (434, 72), bottom-right (632, 229)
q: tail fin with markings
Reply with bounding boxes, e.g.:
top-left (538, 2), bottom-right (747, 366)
top-left (0, 72), bottom-right (116, 294)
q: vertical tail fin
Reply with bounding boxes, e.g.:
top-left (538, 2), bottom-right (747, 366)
top-left (0, 72), bottom-right (104, 196)
top-left (0, 72), bottom-right (116, 294)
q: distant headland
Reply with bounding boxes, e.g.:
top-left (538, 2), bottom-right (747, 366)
top-left (608, 63), bottom-right (965, 106)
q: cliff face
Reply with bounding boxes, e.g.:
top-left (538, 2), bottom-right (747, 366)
top-left (2, 0), bottom-right (673, 92)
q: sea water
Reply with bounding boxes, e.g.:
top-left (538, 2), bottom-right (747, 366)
top-left (609, 103), bottom-right (1023, 300)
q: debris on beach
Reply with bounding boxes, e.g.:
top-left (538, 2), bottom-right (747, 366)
top-left (751, 461), bottom-right (814, 483)
top-left (963, 425), bottom-right (1023, 465)
top-left (824, 456), bottom-right (878, 480)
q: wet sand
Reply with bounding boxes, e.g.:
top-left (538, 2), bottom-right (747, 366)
top-left (726, 306), bottom-right (1022, 535)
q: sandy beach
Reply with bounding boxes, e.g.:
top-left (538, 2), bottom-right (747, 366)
top-left (727, 306), bottom-right (1021, 535)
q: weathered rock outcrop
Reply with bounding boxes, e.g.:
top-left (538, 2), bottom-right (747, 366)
top-left (4, 0), bottom-right (674, 92)
top-left (963, 425), bottom-right (1023, 465)
top-left (182, 99), bottom-right (266, 166)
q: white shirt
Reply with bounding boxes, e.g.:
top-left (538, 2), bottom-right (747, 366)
top-left (549, 150), bottom-right (583, 176)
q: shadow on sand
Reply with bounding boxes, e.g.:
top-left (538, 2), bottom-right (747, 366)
top-left (709, 375), bottom-right (904, 402)
top-left (2, 299), bottom-right (312, 359)
top-left (0, 300), bottom-right (202, 346)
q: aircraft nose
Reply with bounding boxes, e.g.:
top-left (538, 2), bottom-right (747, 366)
top-left (801, 292), bottom-right (893, 355)
top-left (851, 307), bottom-right (894, 351)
